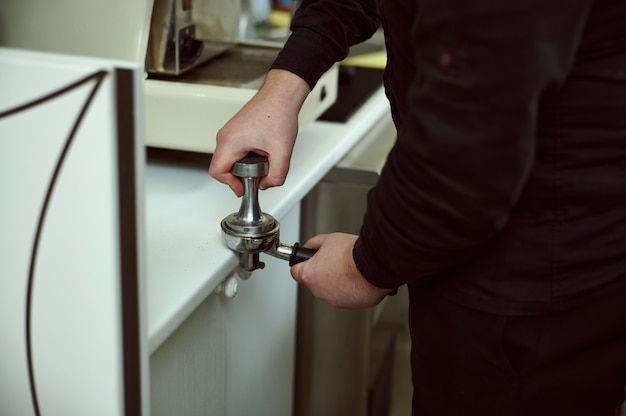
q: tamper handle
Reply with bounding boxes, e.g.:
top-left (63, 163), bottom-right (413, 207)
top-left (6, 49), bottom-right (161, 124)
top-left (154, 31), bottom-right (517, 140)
top-left (289, 243), bottom-right (318, 266)
top-left (232, 152), bottom-right (269, 178)
top-left (232, 152), bottom-right (269, 225)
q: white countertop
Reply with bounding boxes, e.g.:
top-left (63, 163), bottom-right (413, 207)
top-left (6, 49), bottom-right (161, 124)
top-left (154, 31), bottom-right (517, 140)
top-left (144, 87), bottom-right (392, 353)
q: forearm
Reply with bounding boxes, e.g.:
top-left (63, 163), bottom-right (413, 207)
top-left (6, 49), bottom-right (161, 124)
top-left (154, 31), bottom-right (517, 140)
top-left (254, 69), bottom-right (310, 118)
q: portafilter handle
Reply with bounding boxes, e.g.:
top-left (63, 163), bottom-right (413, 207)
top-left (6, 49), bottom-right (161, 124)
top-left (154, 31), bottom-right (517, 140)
top-left (288, 243), bottom-right (318, 266)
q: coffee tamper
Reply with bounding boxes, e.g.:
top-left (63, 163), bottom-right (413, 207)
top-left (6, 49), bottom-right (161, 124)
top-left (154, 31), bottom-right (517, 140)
top-left (221, 152), bottom-right (316, 278)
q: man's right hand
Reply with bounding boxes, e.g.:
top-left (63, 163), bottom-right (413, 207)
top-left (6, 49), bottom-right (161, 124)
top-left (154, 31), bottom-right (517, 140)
top-left (209, 69), bottom-right (310, 196)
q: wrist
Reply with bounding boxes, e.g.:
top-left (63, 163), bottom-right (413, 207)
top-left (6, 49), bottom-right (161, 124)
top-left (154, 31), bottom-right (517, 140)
top-left (258, 69), bottom-right (310, 112)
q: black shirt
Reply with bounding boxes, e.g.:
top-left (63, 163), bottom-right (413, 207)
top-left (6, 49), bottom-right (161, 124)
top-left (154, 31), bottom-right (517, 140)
top-left (272, 0), bottom-right (626, 315)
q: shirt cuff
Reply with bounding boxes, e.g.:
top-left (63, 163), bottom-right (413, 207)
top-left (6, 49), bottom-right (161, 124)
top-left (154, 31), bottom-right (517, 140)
top-left (353, 235), bottom-right (404, 291)
top-left (271, 29), bottom-right (339, 90)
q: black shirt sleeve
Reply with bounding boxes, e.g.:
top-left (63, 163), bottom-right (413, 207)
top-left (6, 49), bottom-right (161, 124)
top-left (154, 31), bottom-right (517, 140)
top-left (271, 0), bottom-right (380, 89)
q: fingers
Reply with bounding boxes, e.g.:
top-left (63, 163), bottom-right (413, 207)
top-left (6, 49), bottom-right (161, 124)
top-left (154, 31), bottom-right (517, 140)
top-left (209, 112), bottom-right (295, 195)
top-left (289, 233), bottom-right (354, 287)
top-left (210, 145), bottom-right (293, 195)
top-left (260, 151), bottom-right (291, 190)
top-left (289, 234), bottom-right (325, 284)
top-left (289, 234), bottom-right (328, 282)
top-left (210, 147), bottom-right (292, 195)
top-left (301, 233), bottom-right (328, 249)
top-left (208, 69), bottom-right (306, 195)
top-left (208, 148), bottom-right (247, 197)
top-left (289, 233), bottom-right (391, 309)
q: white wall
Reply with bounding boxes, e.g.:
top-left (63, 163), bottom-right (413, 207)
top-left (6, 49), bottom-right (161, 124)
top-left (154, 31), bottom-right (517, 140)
top-left (0, 0), bottom-right (153, 62)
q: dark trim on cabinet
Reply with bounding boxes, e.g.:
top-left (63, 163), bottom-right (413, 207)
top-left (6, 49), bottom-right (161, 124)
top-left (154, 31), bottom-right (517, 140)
top-left (115, 67), bottom-right (143, 416)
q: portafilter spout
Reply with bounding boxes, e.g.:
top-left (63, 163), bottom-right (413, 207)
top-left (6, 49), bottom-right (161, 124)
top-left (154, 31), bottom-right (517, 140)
top-left (220, 152), bottom-right (316, 278)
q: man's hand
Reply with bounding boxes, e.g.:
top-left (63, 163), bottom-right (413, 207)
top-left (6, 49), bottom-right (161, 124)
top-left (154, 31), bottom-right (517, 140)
top-left (290, 233), bottom-right (393, 309)
top-left (209, 69), bottom-right (310, 196)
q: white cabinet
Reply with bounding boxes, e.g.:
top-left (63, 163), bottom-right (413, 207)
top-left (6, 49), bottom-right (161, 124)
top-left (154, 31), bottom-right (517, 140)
top-left (0, 48), bottom-right (148, 416)
top-left (150, 205), bottom-right (300, 416)
top-left (150, 291), bottom-right (227, 415)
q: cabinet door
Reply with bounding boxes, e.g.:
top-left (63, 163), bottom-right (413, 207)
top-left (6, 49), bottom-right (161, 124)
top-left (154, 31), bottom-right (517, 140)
top-left (150, 294), bottom-right (227, 415)
top-left (150, 204), bottom-right (300, 416)
top-left (1, 49), bottom-right (145, 416)
top-left (222, 204), bottom-right (299, 416)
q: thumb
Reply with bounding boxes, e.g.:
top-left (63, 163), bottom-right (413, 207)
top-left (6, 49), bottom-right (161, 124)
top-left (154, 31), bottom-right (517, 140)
top-left (289, 234), bottom-right (327, 282)
top-left (209, 152), bottom-right (247, 196)
top-left (290, 256), bottom-right (309, 283)
top-left (301, 234), bottom-right (327, 249)
top-left (260, 152), bottom-right (292, 190)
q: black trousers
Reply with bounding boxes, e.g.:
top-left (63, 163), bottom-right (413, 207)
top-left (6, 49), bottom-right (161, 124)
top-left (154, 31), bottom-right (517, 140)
top-left (408, 285), bottom-right (626, 416)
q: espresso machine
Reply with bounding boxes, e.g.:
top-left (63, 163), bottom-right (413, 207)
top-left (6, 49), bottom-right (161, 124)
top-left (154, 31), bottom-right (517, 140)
top-left (145, 0), bottom-right (240, 76)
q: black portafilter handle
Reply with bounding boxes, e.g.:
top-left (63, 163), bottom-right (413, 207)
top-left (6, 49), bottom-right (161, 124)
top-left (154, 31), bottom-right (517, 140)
top-left (289, 243), bottom-right (318, 266)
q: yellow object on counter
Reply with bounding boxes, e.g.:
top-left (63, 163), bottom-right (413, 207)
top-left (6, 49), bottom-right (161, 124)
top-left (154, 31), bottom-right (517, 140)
top-left (341, 51), bottom-right (387, 70)
top-left (270, 10), bottom-right (292, 29)
top-left (269, 9), bottom-right (387, 70)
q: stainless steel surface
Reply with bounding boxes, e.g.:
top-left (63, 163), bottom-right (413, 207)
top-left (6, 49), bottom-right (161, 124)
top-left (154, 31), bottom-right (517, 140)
top-left (221, 153), bottom-right (309, 273)
top-left (237, 253), bottom-right (263, 278)
top-left (232, 152), bottom-right (269, 177)
top-left (150, 44), bottom-right (281, 89)
top-left (270, 242), bottom-right (295, 261)
top-left (232, 153), bottom-right (269, 225)
top-left (296, 168), bottom-right (380, 416)
top-left (221, 153), bottom-right (279, 272)
top-left (238, 176), bottom-right (264, 224)
top-left (146, 0), bottom-right (241, 75)
top-left (221, 216), bottom-right (279, 253)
